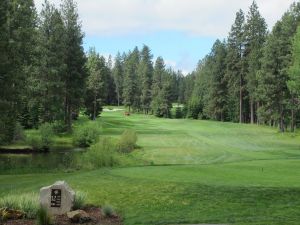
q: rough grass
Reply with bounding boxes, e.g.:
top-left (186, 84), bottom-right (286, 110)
top-left (1, 109), bottom-right (300, 224)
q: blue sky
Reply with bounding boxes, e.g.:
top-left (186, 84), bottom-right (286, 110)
top-left (35, 0), bottom-right (296, 74)
top-left (83, 31), bottom-right (216, 74)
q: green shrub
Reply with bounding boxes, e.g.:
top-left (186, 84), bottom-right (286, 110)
top-left (39, 123), bottom-right (54, 149)
top-left (118, 129), bottom-right (137, 153)
top-left (13, 122), bottom-right (26, 141)
top-left (73, 191), bottom-right (87, 210)
top-left (73, 124), bottom-right (100, 147)
top-left (175, 107), bottom-right (183, 119)
top-left (27, 135), bottom-right (43, 150)
top-left (101, 205), bottom-right (116, 218)
top-left (81, 137), bottom-right (119, 169)
top-left (36, 206), bottom-right (52, 225)
top-left (0, 193), bottom-right (39, 219)
top-left (51, 120), bottom-right (68, 134)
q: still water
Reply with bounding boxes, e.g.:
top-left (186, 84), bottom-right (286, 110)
top-left (0, 149), bottom-right (84, 174)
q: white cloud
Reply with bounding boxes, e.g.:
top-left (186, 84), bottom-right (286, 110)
top-left (34, 0), bottom-right (296, 37)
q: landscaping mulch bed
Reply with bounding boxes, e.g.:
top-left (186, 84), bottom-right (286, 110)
top-left (1, 207), bottom-right (123, 225)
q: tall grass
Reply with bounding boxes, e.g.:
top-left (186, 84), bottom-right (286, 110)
top-left (80, 137), bottom-right (119, 169)
top-left (0, 193), bottom-right (39, 219)
top-left (118, 129), bottom-right (137, 153)
top-left (73, 191), bottom-right (87, 210)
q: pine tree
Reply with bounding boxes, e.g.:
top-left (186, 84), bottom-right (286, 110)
top-left (258, 2), bottom-right (300, 131)
top-left (151, 57), bottom-right (165, 116)
top-left (244, 1), bottom-right (267, 124)
top-left (0, 0), bottom-right (36, 143)
top-left (139, 45), bottom-right (153, 114)
top-left (61, 0), bottom-right (86, 130)
top-left (288, 25), bottom-right (300, 131)
top-left (204, 40), bottom-right (228, 121)
top-left (123, 49), bottom-right (139, 112)
top-left (31, 0), bottom-right (66, 124)
top-left (226, 9), bottom-right (245, 123)
top-left (112, 52), bottom-right (124, 106)
top-left (84, 48), bottom-right (105, 120)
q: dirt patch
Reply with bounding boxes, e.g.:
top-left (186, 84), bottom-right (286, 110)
top-left (1, 207), bottom-right (123, 225)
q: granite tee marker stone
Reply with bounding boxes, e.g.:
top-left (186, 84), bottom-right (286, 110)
top-left (40, 181), bottom-right (75, 215)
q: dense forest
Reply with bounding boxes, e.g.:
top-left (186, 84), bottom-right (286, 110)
top-left (1, 0), bottom-right (300, 145)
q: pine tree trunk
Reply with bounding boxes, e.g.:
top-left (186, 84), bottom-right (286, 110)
top-left (239, 79), bottom-right (243, 123)
top-left (279, 106), bottom-right (284, 133)
top-left (256, 102), bottom-right (260, 125)
top-left (117, 90), bottom-right (120, 107)
top-left (64, 96), bottom-right (68, 126)
top-left (291, 106), bottom-right (295, 133)
top-left (93, 94), bottom-right (96, 120)
top-left (250, 99), bottom-right (254, 124)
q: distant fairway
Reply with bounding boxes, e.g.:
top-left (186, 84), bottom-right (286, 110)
top-left (1, 110), bottom-right (300, 225)
top-left (102, 110), bottom-right (300, 165)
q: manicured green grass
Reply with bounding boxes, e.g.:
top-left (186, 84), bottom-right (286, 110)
top-left (1, 109), bottom-right (300, 224)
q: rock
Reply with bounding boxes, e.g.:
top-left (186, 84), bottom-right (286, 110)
top-left (40, 181), bottom-right (75, 215)
top-left (67, 210), bottom-right (91, 223)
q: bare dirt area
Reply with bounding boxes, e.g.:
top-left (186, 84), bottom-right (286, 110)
top-left (1, 207), bottom-right (123, 225)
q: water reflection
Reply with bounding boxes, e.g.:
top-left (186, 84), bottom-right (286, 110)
top-left (0, 149), bottom-right (85, 174)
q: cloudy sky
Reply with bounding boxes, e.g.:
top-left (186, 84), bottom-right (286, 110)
top-left (34, 0), bottom-right (295, 74)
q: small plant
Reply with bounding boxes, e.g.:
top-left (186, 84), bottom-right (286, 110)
top-left (175, 107), bottom-right (183, 119)
top-left (81, 137), bottom-right (119, 169)
top-left (27, 136), bottom-right (43, 150)
top-left (0, 193), bottom-right (39, 219)
top-left (39, 123), bottom-right (55, 149)
top-left (101, 205), bottom-right (116, 218)
top-left (51, 120), bottom-right (68, 134)
top-left (13, 122), bottom-right (26, 141)
top-left (36, 206), bottom-right (52, 225)
top-left (73, 191), bottom-right (87, 210)
top-left (73, 124), bottom-right (100, 147)
top-left (118, 129), bottom-right (137, 153)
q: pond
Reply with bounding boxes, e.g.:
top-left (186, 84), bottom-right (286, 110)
top-left (0, 148), bottom-right (85, 174)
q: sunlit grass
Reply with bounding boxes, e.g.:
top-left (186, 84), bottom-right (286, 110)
top-left (1, 108), bottom-right (300, 224)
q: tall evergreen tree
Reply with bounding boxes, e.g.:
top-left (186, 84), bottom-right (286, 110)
top-left (139, 45), bottom-right (153, 114)
top-left (258, 2), bottom-right (300, 131)
top-left (30, 0), bottom-right (66, 124)
top-left (151, 57), bottom-right (172, 117)
top-left (226, 9), bottom-right (245, 123)
top-left (84, 48), bottom-right (105, 120)
top-left (151, 57), bottom-right (165, 116)
top-left (288, 25), bottom-right (300, 132)
top-left (0, 0), bottom-right (36, 143)
top-left (123, 48), bottom-right (139, 112)
top-left (244, 1), bottom-right (267, 123)
top-left (204, 40), bottom-right (228, 121)
top-left (61, 0), bottom-right (86, 130)
top-left (112, 52), bottom-right (124, 106)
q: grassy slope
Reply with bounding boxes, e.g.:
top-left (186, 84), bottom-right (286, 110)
top-left (1, 110), bottom-right (300, 225)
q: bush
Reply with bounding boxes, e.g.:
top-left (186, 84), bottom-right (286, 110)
top-left (118, 129), bottom-right (137, 153)
top-left (0, 193), bottom-right (39, 219)
top-left (73, 124), bottom-right (100, 147)
top-left (36, 206), bottom-right (52, 225)
top-left (13, 122), bottom-right (26, 141)
top-left (81, 137), bottom-right (119, 169)
top-left (51, 120), bottom-right (68, 134)
top-left (73, 191), bottom-right (87, 210)
top-left (27, 135), bottom-right (43, 150)
top-left (101, 205), bottom-right (116, 218)
top-left (175, 107), bottom-right (183, 119)
top-left (39, 123), bottom-right (55, 149)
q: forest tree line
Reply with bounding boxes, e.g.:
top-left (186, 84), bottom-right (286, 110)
top-left (187, 1), bottom-right (300, 133)
top-left (1, 0), bottom-right (300, 145)
top-left (0, 0), bottom-right (186, 144)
